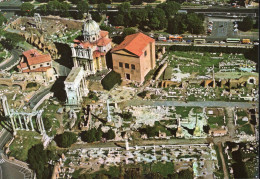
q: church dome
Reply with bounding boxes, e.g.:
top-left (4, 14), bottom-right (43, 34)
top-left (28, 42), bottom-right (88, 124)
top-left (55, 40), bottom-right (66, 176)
top-left (83, 14), bottom-right (100, 37)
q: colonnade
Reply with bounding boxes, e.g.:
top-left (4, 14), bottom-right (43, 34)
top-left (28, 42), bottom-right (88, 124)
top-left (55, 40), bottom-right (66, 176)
top-left (0, 95), bottom-right (10, 116)
top-left (9, 110), bottom-right (45, 135)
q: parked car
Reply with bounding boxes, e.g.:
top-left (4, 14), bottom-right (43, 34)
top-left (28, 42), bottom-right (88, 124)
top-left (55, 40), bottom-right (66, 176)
top-left (188, 35), bottom-right (193, 38)
top-left (167, 40), bottom-right (173, 42)
top-left (186, 40), bottom-right (192, 43)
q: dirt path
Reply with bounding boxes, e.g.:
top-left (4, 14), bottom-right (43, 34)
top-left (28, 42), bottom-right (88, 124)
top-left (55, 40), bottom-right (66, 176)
top-left (218, 142), bottom-right (229, 179)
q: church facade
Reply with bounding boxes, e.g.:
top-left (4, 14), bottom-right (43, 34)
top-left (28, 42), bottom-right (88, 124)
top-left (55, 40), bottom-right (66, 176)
top-left (70, 14), bottom-right (112, 75)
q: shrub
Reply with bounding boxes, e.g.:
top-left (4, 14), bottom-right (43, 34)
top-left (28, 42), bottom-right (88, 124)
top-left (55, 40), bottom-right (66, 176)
top-left (137, 91), bottom-right (147, 98)
top-left (26, 82), bottom-right (37, 88)
top-left (101, 71), bottom-right (122, 90)
top-left (88, 91), bottom-right (99, 101)
top-left (54, 132), bottom-right (77, 148)
top-left (103, 128), bottom-right (115, 140)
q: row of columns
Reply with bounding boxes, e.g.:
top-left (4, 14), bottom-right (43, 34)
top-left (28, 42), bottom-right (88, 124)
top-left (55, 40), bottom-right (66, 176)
top-left (74, 58), bottom-right (96, 75)
top-left (1, 95), bottom-right (10, 116)
top-left (10, 112), bottom-right (45, 135)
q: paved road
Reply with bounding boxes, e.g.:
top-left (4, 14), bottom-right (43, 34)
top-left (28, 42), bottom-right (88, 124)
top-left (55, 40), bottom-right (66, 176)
top-left (121, 99), bottom-right (258, 109)
top-left (28, 85), bottom-right (53, 109)
top-left (0, 49), bottom-right (21, 71)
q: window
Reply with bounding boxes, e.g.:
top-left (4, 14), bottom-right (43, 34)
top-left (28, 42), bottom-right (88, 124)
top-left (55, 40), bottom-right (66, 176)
top-left (40, 64), bottom-right (43, 67)
top-left (93, 37), bottom-right (95, 41)
top-left (144, 50), bottom-right (147, 56)
top-left (119, 62), bottom-right (123, 67)
top-left (131, 64), bottom-right (135, 70)
top-left (126, 73), bottom-right (130, 80)
top-left (33, 66), bottom-right (36, 68)
top-left (125, 63), bottom-right (129, 69)
top-left (47, 63), bottom-right (50, 65)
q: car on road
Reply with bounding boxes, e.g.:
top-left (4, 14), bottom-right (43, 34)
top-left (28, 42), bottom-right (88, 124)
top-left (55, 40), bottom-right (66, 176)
top-left (198, 35), bottom-right (201, 38)
top-left (202, 35), bottom-right (207, 38)
top-left (220, 41), bottom-right (225, 44)
top-left (214, 41), bottom-right (219, 44)
top-left (186, 40), bottom-right (192, 43)
top-left (188, 35), bottom-right (192, 38)
top-left (167, 40), bottom-right (173, 42)
top-left (193, 35), bottom-right (197, 38)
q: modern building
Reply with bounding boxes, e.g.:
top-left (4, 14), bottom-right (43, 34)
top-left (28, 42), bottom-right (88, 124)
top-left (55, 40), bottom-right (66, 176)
top-left (111, 32), bottom-right (155, 84)
top-left (17, 49), bottom-right (56, 83)
top-left (70, 13), bottom-right (112, 75)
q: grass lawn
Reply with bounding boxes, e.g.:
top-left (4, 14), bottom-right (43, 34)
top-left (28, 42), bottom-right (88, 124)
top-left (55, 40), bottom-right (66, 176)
top-left (9, 131), bottom-right (42, 161)
top-left (238, 124), bottom-right (253, 135)
top-left (175, 106), bottom-right (202, 118)
top-left (151, 162), bottom-right (174, 177)
top-left (236, 119), bottom-right (248, 126)
top-left (208, 116), bottom-right (224, 128)
top-left (236, 110), bottom-right (248, 117)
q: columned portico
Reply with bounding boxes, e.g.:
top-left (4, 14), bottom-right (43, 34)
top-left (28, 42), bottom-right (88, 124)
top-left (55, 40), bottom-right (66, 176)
top-left (64, 67), bottom-right (89, 106)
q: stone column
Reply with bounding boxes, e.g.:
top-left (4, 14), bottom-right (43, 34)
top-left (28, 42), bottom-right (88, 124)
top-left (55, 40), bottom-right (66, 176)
top-left (40, 116), bottom-right (45, 134)
top-left (18, 115), bottom-right (23, 130)
top-left (29, 115), bottom-right (34, 131)
top-left (37, 118), bottom-right (42, 133)
top-left (10, 116), bottom-right (16, 134)
top-left (14, 115), bottom-right (18, 130)
top-left (24, 115), bottom-right (29, 131)
top-left (125, 138), bottom-right (129, 150)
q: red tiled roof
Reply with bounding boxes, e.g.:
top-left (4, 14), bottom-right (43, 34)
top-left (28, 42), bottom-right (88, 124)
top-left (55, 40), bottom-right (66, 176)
top-left (100, 30), bottom-right (109, 38)
top-left (97, 37), bottom-right (111, 46)
top-left (23, 49), bottom-right (52, 66)
top-left (17, 62), bottom-right (28, 69)
top-left (22, 66), bottom-right (51, 73)
top-left (111, 32), bottom-right (154, 57)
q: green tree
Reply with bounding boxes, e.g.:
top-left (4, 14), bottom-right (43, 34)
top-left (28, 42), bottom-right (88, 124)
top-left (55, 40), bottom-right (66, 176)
top-left (178, 169), bottom-right (193, 179)
top-left (105, 129), bottom-right (115, 140)
top-left (43, 117), bottom-right (52, 131)
top-left (54, 132), bottom-right (77, 148)
top-left (131, 0), bottom-right (142, 5)
top-left (117, 2), bottom-right (130, 14)
top-left (97, 3), bottom-right (107, 14)
top-left (27, 144), bottom-right (48, 179)
top-left (238, 17), bottom-right (253, 31)
top-left (96, 126), bottom-right (103, 141)
top-left (148, 8), bottom-right (167, 30)
top-left (21, 2), bottom-right (34, 16)
top-left (131, 9), bottom-right (148, 27)
top-left (167, 14), bottom-right (187, 34)
top-left (157, 1), bottom-right (180, 18)
top-left (0, 13), bottom-right (7, 26)
top-left (81, 128), bottom-right (97, 143)
top-left (77, 0), bottom-right (89, 19)
top-left (186, 13), bottom-right (204, 34)
top-left (100, 24), bottom-right (112, 33)
top-left (101, 71), bottom-right (122, 90)
top-left (122, 28), bottom-right (136, 38)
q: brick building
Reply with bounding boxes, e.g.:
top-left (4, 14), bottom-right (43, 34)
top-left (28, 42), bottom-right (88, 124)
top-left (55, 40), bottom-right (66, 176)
top-left (111, 32), bottom-right (155, 84)
top-left (17, 49), bottom-right (56, 84)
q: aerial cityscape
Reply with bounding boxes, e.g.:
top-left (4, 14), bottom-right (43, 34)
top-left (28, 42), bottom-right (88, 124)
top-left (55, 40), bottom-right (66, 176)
top-left (0, 0), bottom-right (258, 178)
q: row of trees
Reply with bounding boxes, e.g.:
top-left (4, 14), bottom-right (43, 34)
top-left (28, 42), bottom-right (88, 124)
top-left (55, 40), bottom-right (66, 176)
top-left (81, 127), bottom-right (116, 143)
top-left (53, 128), bottom-right (116, 148)
top-left (108, 2), bottom-right (204, 34)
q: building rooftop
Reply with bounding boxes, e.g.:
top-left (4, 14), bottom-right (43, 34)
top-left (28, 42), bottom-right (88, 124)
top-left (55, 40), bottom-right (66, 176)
top-left (23, 49), bottom-right (52, 66)
top-left (111, 32), bottom-right (154, 57)
top-left (65, 67), bottom-right (83, 83)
